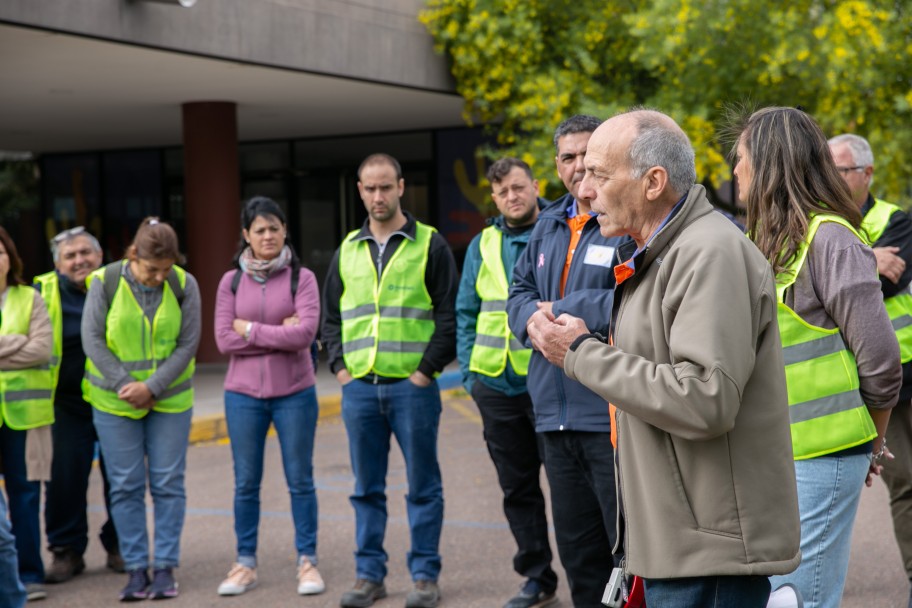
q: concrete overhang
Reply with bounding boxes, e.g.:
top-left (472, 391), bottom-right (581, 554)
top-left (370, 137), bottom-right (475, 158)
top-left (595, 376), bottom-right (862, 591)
top-left (0, 22), bottom-right (467, 153)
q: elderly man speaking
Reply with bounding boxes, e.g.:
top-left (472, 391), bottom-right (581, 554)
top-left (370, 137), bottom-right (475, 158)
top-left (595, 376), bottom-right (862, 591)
top-left (527, 109), bottom-right (800, 608)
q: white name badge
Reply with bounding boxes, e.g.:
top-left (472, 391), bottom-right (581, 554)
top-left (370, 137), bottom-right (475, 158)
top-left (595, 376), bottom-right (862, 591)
top-left (583, 244), bottom-right (615, 268)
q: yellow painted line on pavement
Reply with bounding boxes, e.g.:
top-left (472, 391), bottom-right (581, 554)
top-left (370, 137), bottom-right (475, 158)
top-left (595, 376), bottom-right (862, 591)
top-left (190, 388), bottom-right (476, 445)
top-left (445, 395), bottom-right (482, 425)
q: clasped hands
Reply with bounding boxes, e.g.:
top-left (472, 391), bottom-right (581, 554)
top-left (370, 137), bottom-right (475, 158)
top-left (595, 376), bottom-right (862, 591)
top-left (118, 381), bottom-right (154, 410)
top-left (526, 301), bottom-right (590, 367)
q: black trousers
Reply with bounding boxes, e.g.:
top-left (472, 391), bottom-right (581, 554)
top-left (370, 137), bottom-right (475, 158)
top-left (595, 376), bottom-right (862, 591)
top-left (471, 381), bottom-right (558, 592)
top-left (44, 401), bottom-right (118, 555)
top-left (542, 430), bottom-right (618, 608)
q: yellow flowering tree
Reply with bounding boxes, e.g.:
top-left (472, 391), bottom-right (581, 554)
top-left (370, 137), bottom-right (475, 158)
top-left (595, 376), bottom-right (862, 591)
top-left (421, 0), bottom-right (912, 202)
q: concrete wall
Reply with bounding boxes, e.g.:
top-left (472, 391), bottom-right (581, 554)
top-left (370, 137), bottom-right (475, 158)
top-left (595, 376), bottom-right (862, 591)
top-left (0, 0), bottom-right (455, 92)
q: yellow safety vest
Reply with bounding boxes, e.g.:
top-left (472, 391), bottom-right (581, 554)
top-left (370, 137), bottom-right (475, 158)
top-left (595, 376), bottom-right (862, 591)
top-left (83, 262), bottom-right (195, 419)
top-left (777, 214), bottom-right (876, 460)
top-left (861, 198), bottom-right (912, 363)
top-left (0, 285), bottom-right (54, 430)
top-left (469, 226), bottom-right (531, 377)
top-left (33, 271), bottom-right (63, 401)
top-left (339, 224), bottom-right (435, 379)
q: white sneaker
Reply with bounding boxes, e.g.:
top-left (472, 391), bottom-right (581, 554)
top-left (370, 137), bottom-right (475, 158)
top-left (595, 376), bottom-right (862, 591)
top-left (297, 557), bottom-right (325, 595)
top-left (217, 563), bottom-right (257, 596)
top-left (767, 583), bottom-right (803, 608)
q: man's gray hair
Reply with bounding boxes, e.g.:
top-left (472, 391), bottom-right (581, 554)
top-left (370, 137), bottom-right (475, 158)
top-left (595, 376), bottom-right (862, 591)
top-left (828, 133), bottom-right (874, 168)
top-left (553, 115), bottom-right (602, 151)
top-left (51, 229), bottom-right (101, 263)
top-left (628, 113), bottom-right (696, 196)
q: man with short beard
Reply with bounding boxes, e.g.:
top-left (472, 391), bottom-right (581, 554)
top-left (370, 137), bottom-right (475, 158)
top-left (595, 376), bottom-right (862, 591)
top-left (322, 154), bottom-right (458, 608)
top-left (34, 227), bottom-right (122, 585)
top-left (456, 158), bottom-right (557, 608)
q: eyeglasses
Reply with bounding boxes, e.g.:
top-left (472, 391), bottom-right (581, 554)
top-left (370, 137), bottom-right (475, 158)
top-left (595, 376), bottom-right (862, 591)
top-left (51, 226), bottom-right (86, 244)
top-left (836, 166), bottom-right (866, 176)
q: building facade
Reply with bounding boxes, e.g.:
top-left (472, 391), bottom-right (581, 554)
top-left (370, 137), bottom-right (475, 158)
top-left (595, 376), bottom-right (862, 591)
top-left (0, 0), bottom-right (493, 361)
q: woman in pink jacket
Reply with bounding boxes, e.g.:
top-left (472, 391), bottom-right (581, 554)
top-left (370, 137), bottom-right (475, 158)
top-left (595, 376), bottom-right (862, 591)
top-left (213, 197), bottom-right (323, 598)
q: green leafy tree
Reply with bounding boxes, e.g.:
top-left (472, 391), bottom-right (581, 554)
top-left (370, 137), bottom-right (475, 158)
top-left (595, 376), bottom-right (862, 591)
top-left (421, 0), bottom-right (912, 203)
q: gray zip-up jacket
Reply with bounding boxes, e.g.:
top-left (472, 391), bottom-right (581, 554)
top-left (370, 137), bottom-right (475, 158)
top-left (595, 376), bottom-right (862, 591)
top-left (564, 185), bottom-right (801, 579)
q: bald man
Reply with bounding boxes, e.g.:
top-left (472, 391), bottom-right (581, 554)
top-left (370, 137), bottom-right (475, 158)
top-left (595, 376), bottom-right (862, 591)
top-left (527, 109), bottom-right (800, 607)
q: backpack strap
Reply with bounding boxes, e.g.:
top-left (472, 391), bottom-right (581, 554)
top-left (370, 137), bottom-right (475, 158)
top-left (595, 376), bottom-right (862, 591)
top-left (290, 264), bottom-right (299, 301)
top-left (104, 262), bottom-right (185, 308)
top-left (230, 268), bottom-right (243, 295)
top-left (103, 262), bottom-right (122, 309)
top-left (166, 269), bottom-right (185, 306)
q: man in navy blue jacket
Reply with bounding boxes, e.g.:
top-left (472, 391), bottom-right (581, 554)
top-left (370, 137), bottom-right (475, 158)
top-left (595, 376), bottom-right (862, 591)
top-left (507, 116), bottom-right (624, 608)
top-left (457, 158), bottom-right (558, 608)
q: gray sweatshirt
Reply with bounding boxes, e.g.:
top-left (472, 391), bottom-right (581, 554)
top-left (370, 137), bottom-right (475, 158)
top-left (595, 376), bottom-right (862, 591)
top-left (784, 222), bottom-right (901, 410)
top-left (81, 262), bottom-right (201, 398)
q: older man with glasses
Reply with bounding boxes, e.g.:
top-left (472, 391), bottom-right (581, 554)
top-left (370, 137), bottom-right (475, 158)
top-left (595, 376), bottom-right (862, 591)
top-left (33, 227), bottom-right (123, 587)
top-left (830, 133), bottom-right (912, 608)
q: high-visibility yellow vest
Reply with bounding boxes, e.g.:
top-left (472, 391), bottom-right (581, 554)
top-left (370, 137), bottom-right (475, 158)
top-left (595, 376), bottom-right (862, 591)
top-left (0, 285), bottom-right (54, 430)
top-left (339, 223), bottom-right (435, 379)
top-left (862, 198), bottom-right (912, 364)
top-left (33, 271), bottom-right (63, 401)
top-left (83, 262), bottom-right (194, 419)
top-left (777, 214), bottom-right (876, 460)
top-left (468, 226), bottom-right (531, 377)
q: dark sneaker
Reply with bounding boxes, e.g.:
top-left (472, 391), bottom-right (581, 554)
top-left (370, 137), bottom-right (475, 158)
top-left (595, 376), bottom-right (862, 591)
top-left (405, 580), bottom-right (440, 608)
top-left (150, 568), bottom-right (179, 600)
top-left (340, 579), bottom-right (387, 608)
top-left (45, 548), bottom-right (86, 584)
top-left (119, 569), bottom-right (150, 602)
top-left (107, 551), bottom-right (126, 573)
top-left (504, 579), bottom-right (557, 608)
top-left (25, 583), bottom-right (47, 601)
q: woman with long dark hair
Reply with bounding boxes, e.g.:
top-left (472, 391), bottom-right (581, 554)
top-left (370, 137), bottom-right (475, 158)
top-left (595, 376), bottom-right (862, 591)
top-left (214, 197), bottom-right (323, 597)
top-left (733, 107), bottom-right (901, 607)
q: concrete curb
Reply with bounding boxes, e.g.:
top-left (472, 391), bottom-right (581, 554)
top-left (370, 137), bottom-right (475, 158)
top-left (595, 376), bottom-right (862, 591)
top-left (189, 371), bottom-right (463, 445)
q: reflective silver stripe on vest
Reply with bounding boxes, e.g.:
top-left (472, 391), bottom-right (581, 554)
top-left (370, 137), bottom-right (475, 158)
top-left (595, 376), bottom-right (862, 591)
top-left (510, 337), bottom-right (526, 351)
top-left (789, 389), bottom-right (865, 424)
top-left (342, 337), bottom-right (376, 353)
top-left (157, 378), bottom-right (193, 401)
top-left (479, 300), bottom-right (507, 313)
top-left (85, 372), bottom-right (118, 391)
top-left (893, 315), bottom-right (912, 332)
top-left (475, 334), bottom-right (506, 349)
top-left (341, 304), bottom-right (377, 321)
top-left (378, 306), bottom-right (433, 321)
top-left (377, 341), bottom-right (427, 354)
top-left (122, 360), bottom-right (156, 372)
top-left (4, 389), bottom-right (53, 402)
top-left (49, 355), bottom-right (60, 366)
top-left (781, 333), bottom-right (845, 366)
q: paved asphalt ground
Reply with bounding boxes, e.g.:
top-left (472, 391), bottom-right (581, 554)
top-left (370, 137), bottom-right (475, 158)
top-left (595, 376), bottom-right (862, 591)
top-left (25, 365), bottom-right (912, 607)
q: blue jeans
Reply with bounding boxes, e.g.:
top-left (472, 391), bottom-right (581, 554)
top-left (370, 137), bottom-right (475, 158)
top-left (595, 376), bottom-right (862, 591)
top-left (0, 489), bottom-right (26, 608)
top-left (769, 452), bottom-right (870, 608)
top-left (341, 378), bottom-right (443, 583)
top-left (92, 408), bottom-right (192, 571)
top-left (225, 387), bottom-right (319, 566)
top-left (644, 575), bottom-right (770, 607)
top-left (0, 425), bottom-right (43, 584)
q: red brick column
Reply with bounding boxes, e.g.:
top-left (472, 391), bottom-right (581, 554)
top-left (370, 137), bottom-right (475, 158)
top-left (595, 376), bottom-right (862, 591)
top-left (182, 102), bottom-right (239, 363)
